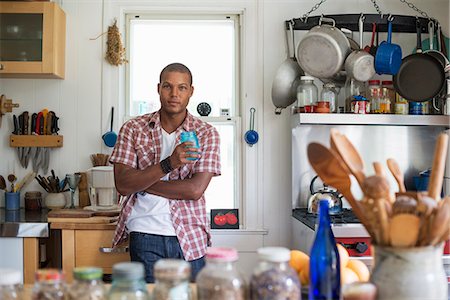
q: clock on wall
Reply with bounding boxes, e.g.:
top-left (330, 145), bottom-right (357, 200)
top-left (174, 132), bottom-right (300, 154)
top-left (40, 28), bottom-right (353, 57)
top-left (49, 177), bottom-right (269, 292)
top-left (197, 102), bottom-right (211, 117)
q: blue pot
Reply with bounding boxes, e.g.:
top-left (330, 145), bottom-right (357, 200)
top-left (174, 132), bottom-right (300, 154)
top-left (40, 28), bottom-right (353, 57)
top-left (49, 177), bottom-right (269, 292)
top-left (375, 20), bottom-right (402, 75)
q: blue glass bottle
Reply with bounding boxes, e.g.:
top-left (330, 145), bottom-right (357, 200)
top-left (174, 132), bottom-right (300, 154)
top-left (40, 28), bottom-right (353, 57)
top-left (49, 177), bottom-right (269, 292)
top-left (309, 199), bottom-right (341, 300)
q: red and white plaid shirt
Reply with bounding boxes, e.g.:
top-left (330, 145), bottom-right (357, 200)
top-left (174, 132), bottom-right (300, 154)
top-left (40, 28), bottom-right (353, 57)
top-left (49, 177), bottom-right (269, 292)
top-left (110, 110), bottom-right (221, 261)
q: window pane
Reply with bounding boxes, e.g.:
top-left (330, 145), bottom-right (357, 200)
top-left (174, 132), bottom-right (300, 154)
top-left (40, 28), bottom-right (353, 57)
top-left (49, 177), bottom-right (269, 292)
top-left (129, 18), bottom-right (236, 117)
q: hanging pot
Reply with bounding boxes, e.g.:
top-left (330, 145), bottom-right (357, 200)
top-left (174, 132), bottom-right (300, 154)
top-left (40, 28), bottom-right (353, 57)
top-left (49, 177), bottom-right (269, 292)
top-left (374, 19), bottom-right (402, 75)
top-left (271, 21), bottom-right (304, 114)
top-left (297, 17), bottom-right (351, 79)
top-left (307, 175), bottom-right (343, 215)
top-left (393, 20), bottom-right (445, 102)
top-left (102, 107), bottom-right (118, 148)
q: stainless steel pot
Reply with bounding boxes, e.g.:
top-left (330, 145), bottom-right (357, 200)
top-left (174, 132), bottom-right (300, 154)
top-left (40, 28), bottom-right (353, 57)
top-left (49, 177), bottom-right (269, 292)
top-left (297, 17), bottom-right (351, 79)
top-left (307, 175), bottom-right (343, 215)
top-left (271, 21), bottom-right (304, 114)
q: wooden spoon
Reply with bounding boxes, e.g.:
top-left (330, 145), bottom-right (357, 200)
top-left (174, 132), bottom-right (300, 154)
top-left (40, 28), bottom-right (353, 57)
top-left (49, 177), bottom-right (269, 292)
top-left (0, 175), bottom-right (6, 191)
top-left (389, 213), bottom-right (420, 247)
top-left (429, 197), bottom-right (450, 245)
top-left (330, 129), bottom-right (366, 187)
top-left (372, 162), bottom-right (386, 178)
top-left (387, 158), bottom-right (406, 193)
top-left (428, 133), bottom-right (449, 200)
top-left (307, 143), bottom-right (374, 238)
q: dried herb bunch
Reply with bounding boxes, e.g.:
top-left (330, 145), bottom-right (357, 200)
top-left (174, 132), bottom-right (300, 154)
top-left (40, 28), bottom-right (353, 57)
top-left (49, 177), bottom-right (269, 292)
top-left (106, 20), bottom-right (128, 66)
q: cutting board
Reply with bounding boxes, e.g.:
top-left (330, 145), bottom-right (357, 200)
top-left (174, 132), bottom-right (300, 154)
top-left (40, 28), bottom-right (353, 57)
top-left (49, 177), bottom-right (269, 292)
top-left (48, 208), bottom-right (119, 218)
top-left (48, 216), bottom-right (118, 224)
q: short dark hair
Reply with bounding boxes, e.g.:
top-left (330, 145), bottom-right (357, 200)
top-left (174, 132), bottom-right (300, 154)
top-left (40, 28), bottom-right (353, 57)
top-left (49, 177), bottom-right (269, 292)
top-left (160, 63), bottom-right (193, 85)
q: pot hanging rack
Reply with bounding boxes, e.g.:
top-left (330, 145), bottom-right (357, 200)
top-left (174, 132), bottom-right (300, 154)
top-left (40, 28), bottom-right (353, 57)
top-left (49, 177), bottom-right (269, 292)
top-left (287, 0), bottom-right (439, 33)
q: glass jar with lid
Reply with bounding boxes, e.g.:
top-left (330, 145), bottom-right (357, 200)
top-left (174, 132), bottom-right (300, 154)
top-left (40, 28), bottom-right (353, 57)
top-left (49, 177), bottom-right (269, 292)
top-left (345, 77), bottom-right (366, 113)
top-left (250, 247), bottom-right (301, 300)
top-left (108, 262), bottom-right (149, 300)
top-left (318, 83), bottom-right (338, 113)
top-left (380, 80), bottom-right (394, 114)
top-left (152, 259), bottom-right (191, 300)
top-left (68, 267), bottom-right (105, 300)
top-left (367, 80), bottom-right (381, 113)
top-left (296, 76), bottom-right (318, 113)
top-left (31, 269), bottom-right (66, 300)
top-left (197, 247), bottom-right (247, 300)
top-left (0, 269), bottom-right (22, 300)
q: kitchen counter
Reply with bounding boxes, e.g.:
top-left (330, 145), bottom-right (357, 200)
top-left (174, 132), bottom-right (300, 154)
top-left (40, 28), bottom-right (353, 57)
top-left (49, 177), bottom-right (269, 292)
top-left (0, 208), bottom-right (49, 238)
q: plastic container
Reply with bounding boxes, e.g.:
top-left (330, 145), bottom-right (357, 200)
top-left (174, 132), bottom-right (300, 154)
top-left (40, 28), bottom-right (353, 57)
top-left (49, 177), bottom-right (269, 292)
top-left (250, 247), bottom-right (301, 300)
top-left (31, 269), bottom-right (66, 300)
top-left (0, 269), bottom-right (22, 300)
top-left (309, 200), bottom-right (341, 300)
top-left (296, 76), bottom-right (318, 113)
top-left (152, 259), bottom-right (191, 300)
top-left (367, 80), bottom-right (381, 113)
top-left (68, 267), bottom-right (105, 300)
top-left (108, 262), bottom-right (149, 300)
top-left (197, 247), bottom-right (247, 300)
top-left (180, 131), bottom-right (200, 161)
top-left (318, 83), bottom-right (338, 113)
top-left (345, 78), bottom-right (366, 113)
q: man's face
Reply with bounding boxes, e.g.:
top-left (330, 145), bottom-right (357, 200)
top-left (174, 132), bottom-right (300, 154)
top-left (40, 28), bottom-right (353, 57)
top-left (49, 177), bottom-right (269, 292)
top-left (158, 71), bottom-right (194, 115)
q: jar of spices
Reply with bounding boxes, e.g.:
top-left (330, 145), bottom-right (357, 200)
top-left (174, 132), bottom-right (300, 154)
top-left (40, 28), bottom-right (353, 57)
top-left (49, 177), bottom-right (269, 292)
top-left (297, 76), bottom-right (318, 113)
top-left (31, 269), bottom-right (66, 300)
top-left (0, 269), bottom-right (22, 300)
top-left (152, 259), bottom-right (191, 300)
top-left (380, 80), bottom-right (394, 114)
top-left (318, 83), bottom-right (338, 113)
top-left (345, 77), bottom-right (366, 113)
top-left (108, 262), bottom-right (149, 300)
top-left (394, 94), bottom-right (409, 115)
top-left (250, 247), bottom-right (301, 300)
top-left (367, 80), bottom-right (381, 113)
top-left (351, 95), bottom-right (370, 114)
top-left (197, 247), bottom-right (247, 300)
top-left (68, 267), bottom-right (105, 300)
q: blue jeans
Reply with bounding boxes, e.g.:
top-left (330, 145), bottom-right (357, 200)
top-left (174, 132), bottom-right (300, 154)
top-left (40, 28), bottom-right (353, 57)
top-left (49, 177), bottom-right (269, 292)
top-left (129, 231), bottom-right (205, 283)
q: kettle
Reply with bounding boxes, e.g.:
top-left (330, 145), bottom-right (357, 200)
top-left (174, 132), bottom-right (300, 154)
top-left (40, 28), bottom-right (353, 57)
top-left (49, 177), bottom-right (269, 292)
top-left (307, 175), bottom-right (343, 215)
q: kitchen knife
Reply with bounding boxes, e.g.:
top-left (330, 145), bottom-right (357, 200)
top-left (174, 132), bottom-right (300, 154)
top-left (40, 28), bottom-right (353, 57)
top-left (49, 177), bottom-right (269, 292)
top-left (18, 113), bottom-right (23, 135)
top-left (22, 111), bottom-right (29, 135)
top-left (39, 113), bottom-right (44, 135)
top-left (31, 113), bottom-right (37, 135)
top-left (12, 114), bottom-right (19, 135)
top-left (35, 112), bottom-right (43, 135)
top-left (51, 111), bottom-right (60, 134)
top-left (46, 111), bottom-right (53, 135)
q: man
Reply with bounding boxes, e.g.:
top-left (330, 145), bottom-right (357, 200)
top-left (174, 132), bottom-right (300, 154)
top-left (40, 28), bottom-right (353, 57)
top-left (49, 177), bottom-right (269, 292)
top-left (110, 63), bottom-right (221, 282)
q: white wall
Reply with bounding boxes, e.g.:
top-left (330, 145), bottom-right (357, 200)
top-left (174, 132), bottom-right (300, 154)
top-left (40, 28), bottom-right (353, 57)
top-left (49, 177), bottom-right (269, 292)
top-left (0, 0), bottom-right (448, 279)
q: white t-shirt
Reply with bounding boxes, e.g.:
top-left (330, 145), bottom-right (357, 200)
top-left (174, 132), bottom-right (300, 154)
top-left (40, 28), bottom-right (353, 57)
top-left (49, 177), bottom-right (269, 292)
top-left (126, 128), bottom-right (177, 236)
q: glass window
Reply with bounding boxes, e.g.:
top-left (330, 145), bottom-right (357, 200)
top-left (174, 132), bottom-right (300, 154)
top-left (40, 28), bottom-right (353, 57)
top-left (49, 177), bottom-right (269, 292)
top-left (126, 14), bottom-right (241, 211)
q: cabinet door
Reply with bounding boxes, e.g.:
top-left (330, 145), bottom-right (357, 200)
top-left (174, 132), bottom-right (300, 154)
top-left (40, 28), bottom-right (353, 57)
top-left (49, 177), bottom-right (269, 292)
top-left (75, 230), bottom-right (129, 274)
top-left (0, 2), bottom-right (65, 78)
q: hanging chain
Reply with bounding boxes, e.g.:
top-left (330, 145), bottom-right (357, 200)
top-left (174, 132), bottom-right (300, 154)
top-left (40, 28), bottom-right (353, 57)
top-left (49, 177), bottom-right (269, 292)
top-left (369, 0), bottom-right (383, 15)
top-left (399, 0), bottom-right (429, 18)
top-left (301, 0), bottom-right (327, 22)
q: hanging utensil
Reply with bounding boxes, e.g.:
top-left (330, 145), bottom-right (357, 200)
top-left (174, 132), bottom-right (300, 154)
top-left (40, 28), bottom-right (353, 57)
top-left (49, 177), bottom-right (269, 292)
top-left (244, 108), bottom-right (259, 147)
top-left (374, 18), bottom-right (402, 75)
top-left (103, 106), bottom-right (118, 148)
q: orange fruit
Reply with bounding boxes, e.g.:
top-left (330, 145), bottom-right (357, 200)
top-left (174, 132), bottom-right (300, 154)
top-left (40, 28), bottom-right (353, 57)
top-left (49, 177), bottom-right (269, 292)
top-left (336, 244), bottom-right (349, 268)
top-left (299, 262), bottom-right (310, 286)
top-left (289, 250), bottom-right (309, 273)
top-left (347, 259), bottom-right (370, 282)
top-left (341, 267), bottom-right (359, 285)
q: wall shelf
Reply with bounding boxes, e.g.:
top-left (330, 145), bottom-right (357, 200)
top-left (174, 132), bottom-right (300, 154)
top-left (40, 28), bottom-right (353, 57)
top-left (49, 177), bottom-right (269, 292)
top-left (287, 14), bottom-right (434, 33)
top-left (10, 135), bottom-right (63, 148)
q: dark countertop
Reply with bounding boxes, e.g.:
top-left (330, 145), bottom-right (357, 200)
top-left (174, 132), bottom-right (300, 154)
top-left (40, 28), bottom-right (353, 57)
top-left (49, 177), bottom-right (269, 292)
top-left (0, 208), bottom-right (49, 237)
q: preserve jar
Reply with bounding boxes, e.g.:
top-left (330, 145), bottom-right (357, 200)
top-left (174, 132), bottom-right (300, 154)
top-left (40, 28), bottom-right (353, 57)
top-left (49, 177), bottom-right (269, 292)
top-left (250, 247), bottom-right (301, 300)
top-left (68, 267), bottom-right (105, 300)
top-left (380, 80), bottom-right (394, 114)
top-left (31, 269), bottom-right (66, 300)
top-left (367, 80), bottom-right (381, 113)
top-left (394, 94), bottom-right (409, 115)
top-left (197, 247), bottom-right (247, 300)
top-left (318, 83), bottom-right (338, 113)
top-left (152, 259), bottom-right (191, 300)
top-left (0, 269), bottom-right (22, 300)
top-left (297, 76), bottom-right (318, 113)
top-left (108, 262), bottom-right (149, 300)
top-left (345, 77), bottom-right (366, 113)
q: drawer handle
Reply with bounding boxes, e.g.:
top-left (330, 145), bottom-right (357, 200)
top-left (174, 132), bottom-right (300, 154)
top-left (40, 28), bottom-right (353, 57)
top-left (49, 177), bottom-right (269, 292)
top-left (99, 246), bottom-right (129, 253)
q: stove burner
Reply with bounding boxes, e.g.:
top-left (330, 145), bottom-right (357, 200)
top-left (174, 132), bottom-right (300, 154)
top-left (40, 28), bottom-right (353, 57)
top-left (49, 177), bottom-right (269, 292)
top-left (292, 208), bottom-right (361, 230)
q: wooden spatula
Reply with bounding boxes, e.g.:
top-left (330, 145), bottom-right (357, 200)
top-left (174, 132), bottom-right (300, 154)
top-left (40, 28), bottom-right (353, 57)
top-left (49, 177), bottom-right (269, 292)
top-left (428, 133), bottom-right (449, 200)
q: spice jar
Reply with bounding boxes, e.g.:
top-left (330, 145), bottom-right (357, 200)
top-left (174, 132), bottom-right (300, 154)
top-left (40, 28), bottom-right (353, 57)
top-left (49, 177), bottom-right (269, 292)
top-left (31, 269), bottom-right (66, 300)
top-left (394, 94), bottom-right (409, 115)
top-left (380, 80), bottom-right (394, 114)
top-left (0, 269), bottom-right (22, 300)
top-left (197, 247), bottom-right (247, 300)
top-left (108, 262), bottom-right (149, 300)
top-left (345, 78), bottom-right (366, 113)
top-left (367, 80), bottom-right (381, 113)
top-left (318, 83), bottom-right (338, 113)
top-left (296, 76), bottom-right (318, 113)
top-left (250, 247), bottom-right (301, 300)
top-left (68, 267), bottom-right (105, 300)
top-left (351, 95), bottom-right (370, 114)
top-left (152, 259), bottom-right (191, 300)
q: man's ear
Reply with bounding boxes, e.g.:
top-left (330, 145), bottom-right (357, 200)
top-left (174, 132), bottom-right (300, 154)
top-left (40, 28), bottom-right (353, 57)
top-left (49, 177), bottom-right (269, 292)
top-left (157, 83), bottom-right (161, 94)
top-left (190, 85), bottom-right (194, 96)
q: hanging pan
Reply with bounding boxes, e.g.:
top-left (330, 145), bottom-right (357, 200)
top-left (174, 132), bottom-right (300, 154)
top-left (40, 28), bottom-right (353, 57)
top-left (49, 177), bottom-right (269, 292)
top-left (393, 20), bottom-right (445, 102)
top-left (102, 106), bottom-right (118, 147)
top-left (271, 21), bottom-right (304, 114)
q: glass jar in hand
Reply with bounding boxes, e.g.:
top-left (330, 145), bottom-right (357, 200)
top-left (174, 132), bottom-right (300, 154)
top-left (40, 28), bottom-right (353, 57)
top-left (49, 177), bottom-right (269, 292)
top-left (180, 131), bottom-right (200, 161)
top-left (297, 76), bottom-right (318, 113)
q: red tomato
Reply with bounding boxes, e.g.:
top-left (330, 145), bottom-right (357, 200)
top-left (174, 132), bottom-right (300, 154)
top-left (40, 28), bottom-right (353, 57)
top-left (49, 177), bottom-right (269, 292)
top-left (214, 214), bottom-right (227, 226)
top-left (226, 212), bottom-right (238, 225)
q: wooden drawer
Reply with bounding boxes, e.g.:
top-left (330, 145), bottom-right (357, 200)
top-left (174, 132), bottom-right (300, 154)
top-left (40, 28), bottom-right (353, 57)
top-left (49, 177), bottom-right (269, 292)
top-left (75, 230), bottom-right (129, 274)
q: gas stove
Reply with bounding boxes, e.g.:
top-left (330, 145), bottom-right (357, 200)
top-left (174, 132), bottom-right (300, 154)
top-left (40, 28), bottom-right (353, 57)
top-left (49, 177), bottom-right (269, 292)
top-left (292, 208), bottom-right (361, 230)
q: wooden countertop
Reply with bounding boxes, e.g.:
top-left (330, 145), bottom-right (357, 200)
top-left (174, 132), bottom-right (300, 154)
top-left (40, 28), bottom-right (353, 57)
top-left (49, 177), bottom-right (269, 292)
top-left (50, 221), bottom-right (118, 230)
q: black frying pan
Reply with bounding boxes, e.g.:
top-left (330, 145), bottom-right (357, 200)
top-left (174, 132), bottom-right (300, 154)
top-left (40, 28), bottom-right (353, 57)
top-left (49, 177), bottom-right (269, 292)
top-left (393, 20), bottom-right (445, 102)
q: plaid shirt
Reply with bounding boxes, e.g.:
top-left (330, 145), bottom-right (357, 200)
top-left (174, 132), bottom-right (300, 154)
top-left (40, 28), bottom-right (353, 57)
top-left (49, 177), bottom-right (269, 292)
top-left (110, 110), bottom-right (221, 261)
